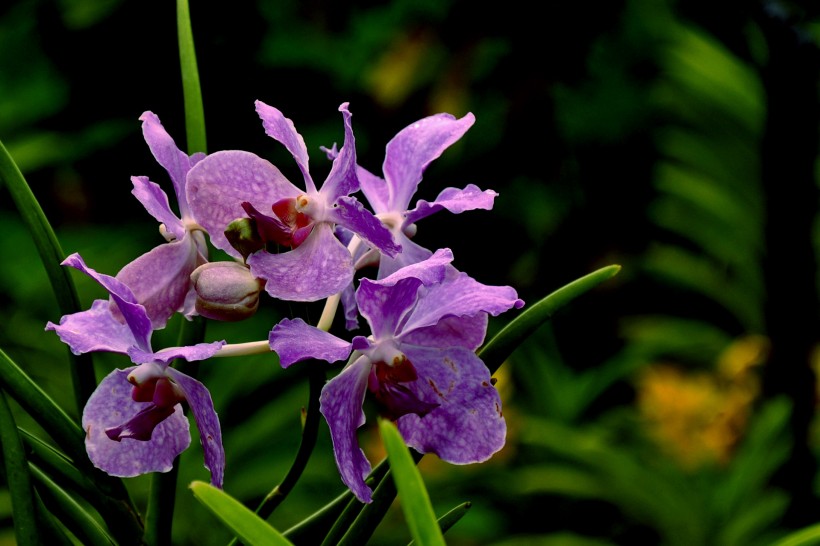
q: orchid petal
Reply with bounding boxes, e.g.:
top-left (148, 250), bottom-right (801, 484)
top-left (356, 166), bottom-right (389, 214)
top-left (115, 233), bottom-right (201, 329)
top-left (320, 355), bottom-right (373, 503)
top-left (255, 100), bottom-right (315, 192)
top-left (139, 111), bottom-right (192, 216)
top-left (356, 277), bottom-right (422, 339)
top-left (45, 300), bottom-right (136, 355)
top-left (130, 176), bottom-right (184, 240)
top-left (405, 184), bottom-right (497, 226)
top-left (269, 318), bottom-right (352, 368)
top-left (383, 113), bottom-right (475, 211)
top-left (327, 196), bottom-right (400, 257)
top-left (187, 150), bottom-right (299, 258)
top-left (82, 368), bottom-right (191, 478)
top-left (320, 103), bottom-right (358, 200)
top-left (375, 248), bottom-right (453, 286)
top-left (147, 340), bottom-right (226, 365)
top-left (248, 223), bottom-right (353, 301)
top-left (400, 272), bottom-right (524, 335)
top-left (375, 233), bottom-right (435, 279)
top-left (397, 346), bottom-right (505, 464)
top-left (402, 313), bottom-right (488, 352)
top-left (62, 253), bottom-right (152, 352)
top-left (166, 367), bottom-right (225, 488)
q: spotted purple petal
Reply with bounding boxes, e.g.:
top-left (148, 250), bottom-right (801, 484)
top-left (165, 367), bottom-right (225, 488)
top-left (268, 318), bottom-right (352, 368)
top-left (319, 355), bottom-right (373, 503)
top-left (82, 368), bottom-right (191, 478)
top-left (139, 111), bottom-right (193, 216)
top-left (356, 166), bottom-right (389, 214)
top-left (402, 313), bottom-right (489, 352)
top-left (397, 345), bottom-right (505, 464)
top-left (319, 103), bottom-right (359, 201)
top-left (356, 276), bottom-right (423, 339)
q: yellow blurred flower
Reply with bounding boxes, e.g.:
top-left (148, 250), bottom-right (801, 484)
top-left (635, 334), bottom-right (768, 470)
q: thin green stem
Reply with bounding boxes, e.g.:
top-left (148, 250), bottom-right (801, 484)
top-left (176, 0), bottom-right (206, 154)
top-left (0, 138), bottom-right (96, 414)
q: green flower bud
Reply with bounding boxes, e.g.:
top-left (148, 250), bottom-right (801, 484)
top-left (224, 217), bottom-right (265, 261)
top-left (190, 262), bottom-right (263, 322)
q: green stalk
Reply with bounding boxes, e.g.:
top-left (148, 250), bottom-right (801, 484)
top-left (0, 390), bottom-right (39, 545)
top-left (0, 138), bottom-right (96, 414)
top-left (177, 0), bottom-right (207, 154)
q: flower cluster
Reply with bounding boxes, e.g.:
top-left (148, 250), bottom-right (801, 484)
top-left (46, 101), bottom-right (523, 502)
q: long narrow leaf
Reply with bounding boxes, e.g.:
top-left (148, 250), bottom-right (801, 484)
top-left (29, 464), bottom-right (116, 546)
top-left (189, 481), bottom-right (294, 545)
top-left (0, 390), bottom-right (39, 545)
top-left (176, 0), bottom-right (207, 154)
top-left (478, 265), bottom-right (621, 374)
top-left (771, 522), bottom-right (820, 546)
top-left (0, 138), bottom-right (96, 413)
top-left (379, 419), bottom-right (445, 546)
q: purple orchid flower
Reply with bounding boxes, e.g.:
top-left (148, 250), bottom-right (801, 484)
top-left (350, 111), bottom-right (497, 279)
top-left (186, 102), bottom-right (400, 302)
top-left (268, 250), bottom-right (524, 502)
top-left (330, 112), bottom-right (497, 329)
top-left (45, 253), bottom-right (226, 487)
top-left (115, 111), bottom-right (208, 328)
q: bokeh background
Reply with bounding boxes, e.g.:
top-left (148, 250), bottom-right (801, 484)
top-left (2, 0), bottom-right (820, 544)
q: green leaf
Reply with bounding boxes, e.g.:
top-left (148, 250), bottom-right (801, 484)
top-left (770, 522), bottom-right (820, 546)
top-left (408, 502), bottom-right (471, 545)
top-left (378, 419), bottom-right (446, 546)
top-left (0, 390), bottom-right (39, 545)
top-left (189, 481), bottom-right (294, 546)
top-left (29, 464), bottom-right (116, 546)
top-left (478, 265), bottom-right (621, 374)
top-left (0, 138), bottom-right (96, 412)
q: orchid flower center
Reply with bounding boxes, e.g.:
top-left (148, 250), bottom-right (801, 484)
top-left (365, 345), bottom-right (439, 420)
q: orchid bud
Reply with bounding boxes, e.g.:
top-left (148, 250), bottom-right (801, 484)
top-left (190, 262), bottom-right (263, 321)
top-left (224, 217), bottom-right (265, 261)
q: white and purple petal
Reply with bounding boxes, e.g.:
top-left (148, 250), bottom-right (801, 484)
top-left (382, 113), bottom-right (475, 212)
top-left (401, 313), bottom-right (489, 352)
top-left (186, 150), bottom-right (299, 258)
top-left (147, 340), bottom-right (226, 365)
top-left (375, 248), bottom-right (453, 287)
top-left (404, 184), bottom-right (497, 226)
top-left (319, 355), bottom-right (373, 503)
top-left (248, 223), bottom-right (353, 301)
top-left (165, 367), bottom-right (225, 488)
top-left (396, 346), bottom-right (505, 464)
top-left (356, 166), bottom-right (390, 214)
top-left (268, 318), bottom-right (352, 368)
top-left (82, 368), bottom-right (191, 478)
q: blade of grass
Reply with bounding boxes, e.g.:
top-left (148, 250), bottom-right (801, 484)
top-left (177, 0), bottom-right (206, 154)
top-left (408, 502), bottom-right (472, 546)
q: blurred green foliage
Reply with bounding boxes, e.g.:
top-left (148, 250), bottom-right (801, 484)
top-left (2, 0), bottom-right (820, 544)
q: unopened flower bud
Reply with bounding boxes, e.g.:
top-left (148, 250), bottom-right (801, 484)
top-left (190, 262), bottom-right (263, 322)
top-left (224, 217), bottom-right (265, 261)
